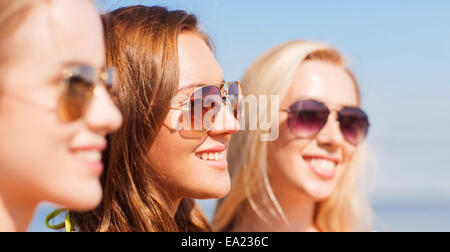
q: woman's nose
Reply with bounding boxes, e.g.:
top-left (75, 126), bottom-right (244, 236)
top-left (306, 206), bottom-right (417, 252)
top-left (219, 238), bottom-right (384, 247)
top-left (208, 104), bottom-right (240, 136)
top-left (83, 86), bottom-right (123, 135)
top-left (316, 113), bottom-right (344, 148)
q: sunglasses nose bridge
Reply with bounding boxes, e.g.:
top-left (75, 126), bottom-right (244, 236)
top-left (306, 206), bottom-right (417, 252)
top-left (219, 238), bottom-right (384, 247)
top-left (222, 96), bottom-right (227, 105)
top-left (317, 111), bottom-right (344, 145)
top-left (208, 102), bottom-right (240, 134)
top-left (330, 110), bottom-right (339, 122)
top-left (219, 84), bottom-right (228, 100)
top-left (218, 86), bottom-right (233, 113)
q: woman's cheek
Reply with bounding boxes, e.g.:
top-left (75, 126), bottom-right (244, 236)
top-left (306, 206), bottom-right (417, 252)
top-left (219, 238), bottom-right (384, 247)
top-left (334, 143), bottom-right (356, 182)
top-left (343, 143), bottom-right (357, 166)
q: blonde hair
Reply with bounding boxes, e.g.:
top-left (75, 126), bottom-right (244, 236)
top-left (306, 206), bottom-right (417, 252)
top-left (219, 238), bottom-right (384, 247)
top-left (0, 0), bottom-right (37, 46)
top-left (0, 0), bottom-right (36, 32)
top-left (213, 40), bottom-right (372, 232)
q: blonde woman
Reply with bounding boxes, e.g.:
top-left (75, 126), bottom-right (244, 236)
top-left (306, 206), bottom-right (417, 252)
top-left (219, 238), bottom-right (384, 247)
top-left (0, 0), bottom-right (122, 231)
top-left (213, 41), bottom-right (372, 232)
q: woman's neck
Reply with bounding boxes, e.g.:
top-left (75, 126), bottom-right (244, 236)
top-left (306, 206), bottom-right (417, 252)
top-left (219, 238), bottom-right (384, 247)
top-left (164, 190), bottom-right (183, 218)
top-left (0, 193), bottom-right (37, 232)
top-left (169, 198), bottom-right (183, 218)
top-left (271, 182), bottom-right (318, 232)
top-left (233, 170), bottom-right (319, 232)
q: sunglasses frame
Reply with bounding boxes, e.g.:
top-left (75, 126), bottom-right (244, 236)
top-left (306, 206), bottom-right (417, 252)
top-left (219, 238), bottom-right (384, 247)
top-left (58, 64), bottom-right (116, 122)
top-left (281, 99), bottom-right (370, 145)
top-left (1, 64), bottom-right (116, 123)
top-left (61, 65), bottom-right (115, 93)
top-left (171, 81), bottom-right (242, 133)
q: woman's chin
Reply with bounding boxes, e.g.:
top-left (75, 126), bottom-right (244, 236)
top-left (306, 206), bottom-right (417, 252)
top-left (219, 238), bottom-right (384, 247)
top-left (56, 182), bottom-right (103, 211)
top-left (190, 179), bottom-right (231, 199)
top-left (302, 184), bottom-right (334, 201)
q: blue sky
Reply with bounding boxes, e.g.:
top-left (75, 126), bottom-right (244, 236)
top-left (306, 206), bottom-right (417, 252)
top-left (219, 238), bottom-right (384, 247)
top-left (94, 0), bottom-right (450, 199)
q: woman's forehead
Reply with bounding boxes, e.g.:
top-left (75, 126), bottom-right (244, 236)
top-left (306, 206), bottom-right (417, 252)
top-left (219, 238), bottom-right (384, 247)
top-left (47, 0), bottom-right (105, 69)
top-left (285, 61), bottom-right (359, 108)
top-left (3, 0), bottom-right (104, 68)
top-left (177, 32), bottom-right (223, 90)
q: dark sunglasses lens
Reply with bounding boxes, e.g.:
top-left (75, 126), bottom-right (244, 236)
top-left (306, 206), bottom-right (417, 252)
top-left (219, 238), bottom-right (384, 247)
top-left (59, 66), bottom-right (95, 122)
top-left (227, 82), bottom-right (241, 121)
top-left (287, 100), bottom-right (329, 138)
top-left (338, 107), bottom-right (369, 145)
top-left (189, 86), bottom-right (222, 131)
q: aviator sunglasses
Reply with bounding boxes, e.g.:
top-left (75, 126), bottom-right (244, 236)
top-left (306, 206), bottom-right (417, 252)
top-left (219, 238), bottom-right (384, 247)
top-left (58, 65), bottom-right (115, 122)
top-left (171, 81), bottom-right (242, 132)
top-left (281, 99), bottom-right (370, 145)
top-left (5, 64), bottom-right (116, 122)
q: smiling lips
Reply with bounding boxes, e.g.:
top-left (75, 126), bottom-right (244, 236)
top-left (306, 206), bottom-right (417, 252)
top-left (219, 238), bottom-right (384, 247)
top-left (75, 150), bottom-right (102, 162)
top-left (196, 151), bottom-right (225, 161)
top-left (74, 149), bottom-right (104, 175)
top-left (195, 145), bottom-right (228, 170)
top-left (72, 142), bottom-right (106, 175)
top-left (303, 155), bottom-right (339, 179)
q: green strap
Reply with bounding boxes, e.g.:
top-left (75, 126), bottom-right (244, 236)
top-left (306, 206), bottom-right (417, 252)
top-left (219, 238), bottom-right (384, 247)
top-left (45, 209), bottom-right (72, 232)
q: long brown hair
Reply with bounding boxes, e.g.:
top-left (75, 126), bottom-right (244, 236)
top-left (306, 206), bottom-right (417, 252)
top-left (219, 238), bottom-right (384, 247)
top-left (70, 5), bottom-right (212, 232)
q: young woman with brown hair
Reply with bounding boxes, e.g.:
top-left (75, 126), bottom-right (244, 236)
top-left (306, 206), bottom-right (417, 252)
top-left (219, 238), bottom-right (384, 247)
top-left (64, 5), bottom-right (241, 232)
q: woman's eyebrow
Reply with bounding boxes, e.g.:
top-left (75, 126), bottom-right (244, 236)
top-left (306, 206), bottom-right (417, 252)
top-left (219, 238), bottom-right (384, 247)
top-left (47, 61), bottom-right (103, 85)
top-left (290, 97), bottom-right (357, 109)
top-left (48, 61), bottom-right (89, 84)
top-left (178, 83), bottom-right (207, 92)
top-left (59, 60), bottom-right (86, 68)
top-left (177, 79), bottom-right (226, 92)
top-left (59, 60), bottom-right (106, 70)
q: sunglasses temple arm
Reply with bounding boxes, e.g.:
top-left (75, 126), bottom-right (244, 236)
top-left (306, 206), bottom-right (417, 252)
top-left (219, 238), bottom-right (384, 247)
top-left (5, 92), bottom-right (57, 113)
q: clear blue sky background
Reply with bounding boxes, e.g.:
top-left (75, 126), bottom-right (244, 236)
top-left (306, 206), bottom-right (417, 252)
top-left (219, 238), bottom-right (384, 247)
top-left (28, 1), bottom-right (450, 231)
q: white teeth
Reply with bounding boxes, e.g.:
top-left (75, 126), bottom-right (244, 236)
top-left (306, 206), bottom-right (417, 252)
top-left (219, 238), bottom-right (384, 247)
top-left (308, 158), bottom-right (336, 172)
top-left (196, 151), bottom-right (225, 161)
top-left (75, 151), bottom-right (101, 162)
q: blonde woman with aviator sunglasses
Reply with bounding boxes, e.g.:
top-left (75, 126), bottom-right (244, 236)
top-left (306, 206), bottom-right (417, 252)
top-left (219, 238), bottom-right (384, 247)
top-left (0, 0), bottom-right (122, 231)
top-left (214, 40), bottom-right (372, 232)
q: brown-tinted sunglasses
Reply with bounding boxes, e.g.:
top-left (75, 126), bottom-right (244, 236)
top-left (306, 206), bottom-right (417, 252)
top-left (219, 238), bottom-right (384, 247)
top-left (171, 81), bottom-right (242, 132)
top-left (58, 65), bottom-right (116, 122)
top-left (2, 64), bottom-right (115, 123)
